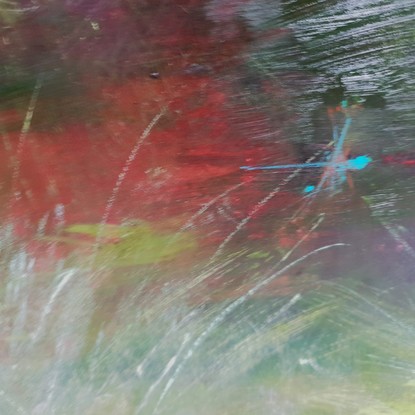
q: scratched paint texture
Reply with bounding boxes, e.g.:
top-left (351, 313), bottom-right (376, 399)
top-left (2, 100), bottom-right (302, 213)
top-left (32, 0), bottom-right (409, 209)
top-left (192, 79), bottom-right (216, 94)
top-left (1, 1), bottom-right (415, 414)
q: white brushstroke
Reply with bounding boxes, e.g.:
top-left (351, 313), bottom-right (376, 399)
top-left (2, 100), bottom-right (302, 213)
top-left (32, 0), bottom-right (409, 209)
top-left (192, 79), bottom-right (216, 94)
top-left (99, 107), bottom-right (167, 232)
top-left (135, 333), bottom-right (190, 415)
top-left (150, 243), bottom-right (348, 411)
top-left (11, 75), bottom-right (43, 200)
top-left (31, 268), bottom-right (76, 342)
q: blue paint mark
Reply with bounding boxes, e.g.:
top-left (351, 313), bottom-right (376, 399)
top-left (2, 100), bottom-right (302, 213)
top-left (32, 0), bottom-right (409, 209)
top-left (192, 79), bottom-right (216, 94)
top-left (331, 117), bottom-right (352, 162)
top-left (240, 155), bottom-right (372, 172)
top-left (304, 185), bottom-right (316, 194)
top-left (314, 116), bottom-right (353, 194)
top-left (240, 114), bottom-right (373, 197)
top-left (347, 155), bottom-right (372, 170)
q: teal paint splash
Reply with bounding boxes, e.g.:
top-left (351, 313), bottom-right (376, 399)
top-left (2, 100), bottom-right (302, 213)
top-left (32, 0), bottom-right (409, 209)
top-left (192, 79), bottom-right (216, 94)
top-left (348, 155), bottom-right (372, 170)
top-left (304, 185), bottom-right (316, 194)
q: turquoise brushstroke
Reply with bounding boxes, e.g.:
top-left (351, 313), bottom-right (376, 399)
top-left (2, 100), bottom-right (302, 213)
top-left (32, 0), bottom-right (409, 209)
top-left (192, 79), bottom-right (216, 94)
top-left (311, 116), bottom-right (352, 194)
top-left (240, 155), bottom-right (372, 171)
top-left (241, 113), bottom-right (373, 197)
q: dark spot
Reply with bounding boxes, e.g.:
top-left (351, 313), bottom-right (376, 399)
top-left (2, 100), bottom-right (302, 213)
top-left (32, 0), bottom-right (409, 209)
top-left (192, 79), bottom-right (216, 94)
top-left (363, 93), bottom-right (386, 109)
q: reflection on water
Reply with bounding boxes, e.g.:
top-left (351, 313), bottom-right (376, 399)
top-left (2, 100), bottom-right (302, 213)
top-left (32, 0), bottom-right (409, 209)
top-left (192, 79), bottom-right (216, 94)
top-left (1, 0), bottom-right (415, 413)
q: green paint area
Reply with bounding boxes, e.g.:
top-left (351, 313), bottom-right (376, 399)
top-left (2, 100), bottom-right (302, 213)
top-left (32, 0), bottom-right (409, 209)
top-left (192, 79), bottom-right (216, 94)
top-left (30, 282), bottom-right (415, 415)
top-left (3, 236), bottom-right (415, 415)
top-left (55, 222), bottom-right (197, 267)
top-left (246, 250), bottom-right (271, 259)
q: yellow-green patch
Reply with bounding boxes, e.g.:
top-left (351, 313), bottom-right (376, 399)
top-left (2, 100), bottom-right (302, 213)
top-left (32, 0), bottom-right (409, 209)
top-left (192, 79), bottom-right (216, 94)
top-left (58, 222), bottom-right (197, 267)
top-left (246, 251), bottom-right (271, 259)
